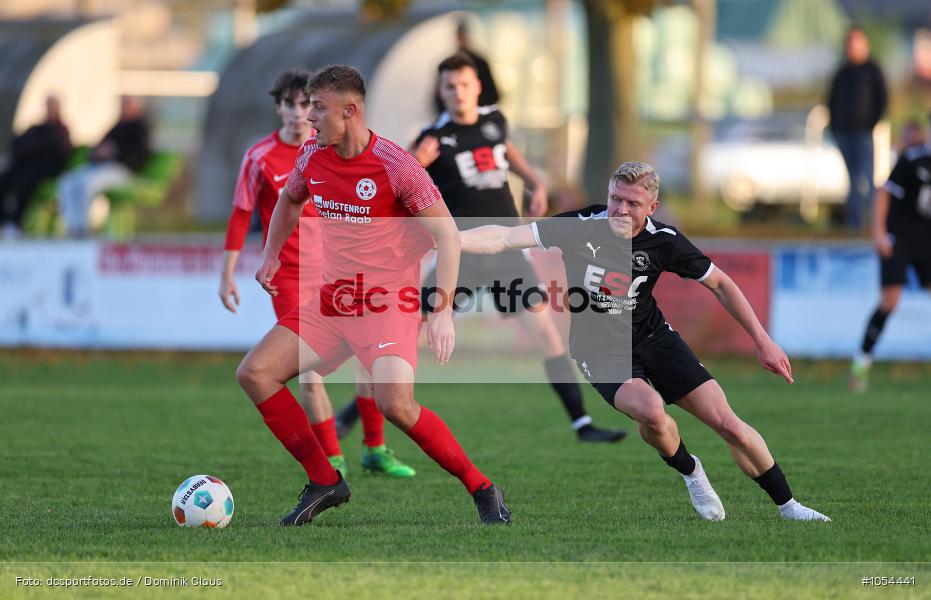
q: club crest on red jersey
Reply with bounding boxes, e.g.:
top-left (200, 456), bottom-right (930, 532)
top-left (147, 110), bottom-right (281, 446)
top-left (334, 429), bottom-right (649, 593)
top-left (356, 178), bottom-right (377, 201)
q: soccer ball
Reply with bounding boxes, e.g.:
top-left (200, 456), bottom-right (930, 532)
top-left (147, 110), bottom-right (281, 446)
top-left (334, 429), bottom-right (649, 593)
top-left (171, 475), bottom-right (234, 528)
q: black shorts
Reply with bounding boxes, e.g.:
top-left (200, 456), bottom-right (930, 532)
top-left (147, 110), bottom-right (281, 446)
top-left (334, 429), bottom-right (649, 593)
top-left (421, 250), bottom-right (544, 317)
top-left (881, 231), bottom-right (931, 287)
top-left (573, 327), bottom-right (713, 407)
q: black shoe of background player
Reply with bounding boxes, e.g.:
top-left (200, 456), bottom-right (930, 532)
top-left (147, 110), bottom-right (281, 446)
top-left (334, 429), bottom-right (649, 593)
top-left (577, 424), bottom-right (627, 443)
top-left (335, 420), bottom-right (351, 440)
top-left (472, 482), bottom-right (510, 525)
top-left (335, 401), bottom-right (360, 440)
top-left (280, 473), bottom-right (351, 526)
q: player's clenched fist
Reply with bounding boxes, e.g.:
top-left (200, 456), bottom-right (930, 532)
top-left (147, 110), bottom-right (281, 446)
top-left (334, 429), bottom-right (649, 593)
top-left (255, 255), bottom-right (281, 296)
top-left (427, 311), bottom-right (455, 365)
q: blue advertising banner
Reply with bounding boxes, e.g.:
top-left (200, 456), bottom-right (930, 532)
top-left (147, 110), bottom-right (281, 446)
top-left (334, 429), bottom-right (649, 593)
top-left (772, 245), bottom-right (931, 359)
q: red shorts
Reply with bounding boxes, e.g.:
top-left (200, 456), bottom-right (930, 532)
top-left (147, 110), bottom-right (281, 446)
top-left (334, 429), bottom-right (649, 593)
top-left (277, 291), bottom-right (421, 376)
top-left (270, 268), bottom-right (320, 320)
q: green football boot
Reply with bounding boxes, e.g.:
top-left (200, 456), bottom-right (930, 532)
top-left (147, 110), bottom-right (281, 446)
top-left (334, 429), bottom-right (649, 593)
top-left (361, 445), bottom-right (416, 478)
top-left (849, 361), bottom-right (870, 393)
top-left (328, 454), bottom-right (347, 478)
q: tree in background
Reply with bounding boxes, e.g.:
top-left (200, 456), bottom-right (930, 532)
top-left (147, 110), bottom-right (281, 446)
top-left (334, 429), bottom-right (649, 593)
top-left (581, 0), bottom-right (659, 205)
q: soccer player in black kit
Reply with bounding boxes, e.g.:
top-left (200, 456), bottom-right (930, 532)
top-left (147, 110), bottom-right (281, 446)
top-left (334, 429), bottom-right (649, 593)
top-left (459, 161), bottom-right (830, 521)
top-left (412, 52), bottom-right (625, 443)
top-left (851, 115), bottom-right (931, 391)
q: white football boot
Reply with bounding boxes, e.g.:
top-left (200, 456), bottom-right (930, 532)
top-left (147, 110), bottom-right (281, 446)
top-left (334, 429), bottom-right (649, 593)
top-left (779, 499), bottom-right (831, 522)
top-left (682, 455), bottom-right (726, 521)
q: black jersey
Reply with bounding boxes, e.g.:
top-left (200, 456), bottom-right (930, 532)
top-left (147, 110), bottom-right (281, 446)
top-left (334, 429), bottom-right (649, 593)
top-left (532, 205), bottom-right (713, 354)
top-left (415, 106), bottom-right (517, 221)
top-left (884, 144), bottom-right (931, 234)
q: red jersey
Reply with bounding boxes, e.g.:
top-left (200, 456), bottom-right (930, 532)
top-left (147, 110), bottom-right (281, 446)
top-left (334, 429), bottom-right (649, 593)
top-left (285, 131), bottom-right (440, 297)
top-left (224, 130), bottom-right (322, 278)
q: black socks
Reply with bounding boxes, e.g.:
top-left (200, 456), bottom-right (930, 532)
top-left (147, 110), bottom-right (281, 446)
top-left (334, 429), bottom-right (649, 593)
top-left (543, 355), bottom-right (588, 424)
top-left (753, 462), bottom-right (793, 505)
top-left (861, 307), bottom-right (890, 354)
top-left (661, 440), bottom-right (697, 476)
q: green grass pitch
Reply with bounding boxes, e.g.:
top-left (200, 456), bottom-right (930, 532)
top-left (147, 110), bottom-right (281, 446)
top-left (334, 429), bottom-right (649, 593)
top-left (1, 351), bottom-right (928, 598)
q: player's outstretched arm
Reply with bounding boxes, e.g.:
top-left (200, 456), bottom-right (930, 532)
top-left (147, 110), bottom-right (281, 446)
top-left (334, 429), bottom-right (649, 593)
top-left (460, 223), bottom-right (537, 254)
top-left (415, 201), bottom-right (460, 365)
top-left (700, 267), bottom-right (794, 384)
top-left (256, 187), bottom-right (306, 296)
top-left (505, 141), bottom-right (547, 217)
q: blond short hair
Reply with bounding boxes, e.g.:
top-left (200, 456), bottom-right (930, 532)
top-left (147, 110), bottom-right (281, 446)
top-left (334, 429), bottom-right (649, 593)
top-left (611, 162), bottom-right (660, 199)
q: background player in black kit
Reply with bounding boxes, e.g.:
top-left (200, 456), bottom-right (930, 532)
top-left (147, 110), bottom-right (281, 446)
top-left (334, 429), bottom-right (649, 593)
top-left (850, 113), bottom-right (931, 392)
top-left (458, 161), bottom-right (831, 522)
top-left (415, 52), bottom-right (625, 443)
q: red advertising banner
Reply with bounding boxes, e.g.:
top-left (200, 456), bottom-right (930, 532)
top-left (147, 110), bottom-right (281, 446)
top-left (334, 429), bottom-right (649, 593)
top-left (654, 251), bottom-right (771, 356)
top-left (529, 248), bottom-right (770, 356)
top-left (99, 243), bottom-right (262, 274)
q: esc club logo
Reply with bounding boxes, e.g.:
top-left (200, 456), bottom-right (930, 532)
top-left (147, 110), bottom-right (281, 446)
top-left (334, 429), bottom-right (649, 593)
top-left (481, 121), bottom-right (502, 141)
top-left (356, 178), bottom-right (377, 201)
top-left (632, 250), bottom-right (651, 271)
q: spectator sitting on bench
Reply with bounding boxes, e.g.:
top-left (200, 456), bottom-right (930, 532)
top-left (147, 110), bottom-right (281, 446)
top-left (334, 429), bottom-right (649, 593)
top-left (0, 95), bottom-right (71, 239)
top-left (58, 96), bottom-right (151, 236)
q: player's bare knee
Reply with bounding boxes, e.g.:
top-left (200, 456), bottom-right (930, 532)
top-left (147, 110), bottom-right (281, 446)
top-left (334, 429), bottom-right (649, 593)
top-left (614, 384), bottom-right (661, 425)
top-left (235, 357), bottom-right (257, 390)
top-left (373, 390), bottom-right (416, 426)
top-left (640, 406), bottom-right (668, 433)
top-left (621, 394), bottom-right (667, 431)
top-left (378, 399), bottom-right (416, 428)
top-left (236, 354), bottom-right (286, 396)
top-left (716, 415), bottom-right (748, 446)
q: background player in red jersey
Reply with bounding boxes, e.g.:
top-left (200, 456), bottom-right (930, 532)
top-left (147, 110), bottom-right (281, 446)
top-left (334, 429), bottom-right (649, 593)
top-left (219, 69), bottom-right (414, 479)
top-left (235, 65), bottom-right (509, 526)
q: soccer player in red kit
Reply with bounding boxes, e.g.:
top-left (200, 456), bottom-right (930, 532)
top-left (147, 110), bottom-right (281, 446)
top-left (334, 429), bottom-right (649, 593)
top-left (236, 65), bottom-right (510, 526)
top-left (220, 69), bottom-right (414, 480)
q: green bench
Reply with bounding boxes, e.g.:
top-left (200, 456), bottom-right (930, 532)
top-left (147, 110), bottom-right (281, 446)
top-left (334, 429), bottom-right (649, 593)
top-left (103, 152), bottom-right (181, 239)
top-left (22, 146), bottom-right (90, 237)
top-left (22, 149), bottom-right (181, 239)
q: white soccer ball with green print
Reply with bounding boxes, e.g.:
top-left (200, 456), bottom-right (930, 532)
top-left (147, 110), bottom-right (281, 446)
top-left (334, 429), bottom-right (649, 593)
top-left (172, 475), bottom-right (234, 528)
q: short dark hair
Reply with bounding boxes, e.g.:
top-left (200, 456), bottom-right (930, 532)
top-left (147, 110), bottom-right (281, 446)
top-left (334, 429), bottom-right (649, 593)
top-left (306, 65), bottom-right (366, 100)
top-left (269, 69), bottom-right (311, 104)
top-left (456, 17), bottom-right (469, 36)
top-left (437, 52), bottom-right (478, 76)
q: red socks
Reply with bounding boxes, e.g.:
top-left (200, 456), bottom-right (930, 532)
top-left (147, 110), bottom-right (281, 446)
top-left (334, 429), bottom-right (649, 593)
top-left (310, 417), bottom-right (342, 458)
top-left (257, 389), bottom-right (488, 494)
top-left (406, 407), bottom-right (490, 494)
top-left (256, 387), bottom-right (339, 486)
top-left (355, 395), bottom-right (385, 448)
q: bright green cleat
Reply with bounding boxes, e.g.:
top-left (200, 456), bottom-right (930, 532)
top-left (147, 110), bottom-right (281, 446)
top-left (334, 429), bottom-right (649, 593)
top-left (329, 454), bottom-right (347, 477)
top-left (361, 445), bottom-right (416, 478)
top-left (849, 362), bottom-right (870, 393)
